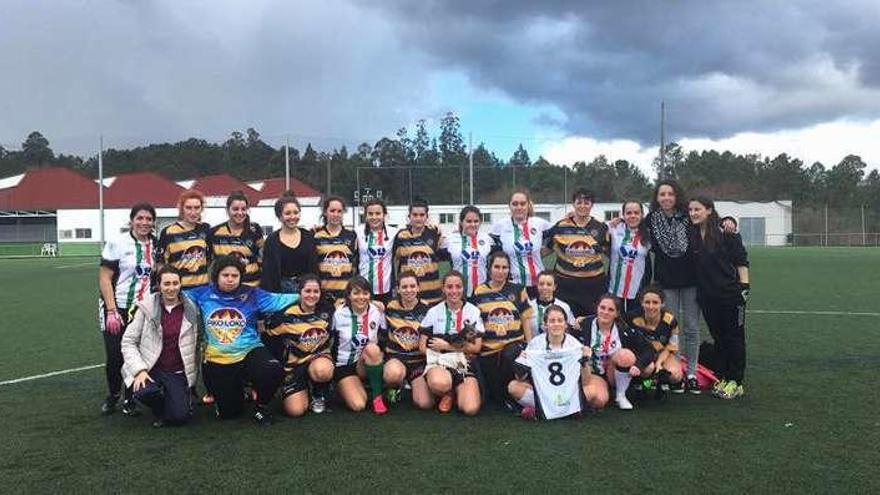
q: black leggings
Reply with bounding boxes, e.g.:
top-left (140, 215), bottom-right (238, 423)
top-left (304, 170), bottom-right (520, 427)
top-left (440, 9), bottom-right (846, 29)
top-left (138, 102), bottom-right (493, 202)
top-left (202, 346), bottom-right (283, 419)
top-left (101, 312), bottom-right (133, 401)
top-left (701, 298), bottom-right (747, 383)
top-left (476, 343), bottom-right (522, 406)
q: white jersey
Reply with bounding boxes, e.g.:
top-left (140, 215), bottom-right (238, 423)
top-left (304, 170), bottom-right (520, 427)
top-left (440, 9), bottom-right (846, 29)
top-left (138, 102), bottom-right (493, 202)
top-left (518, 334), bottom-right (583, 419)
top-left (441, 231), bottom-right (495, 297)
top-left (607, 222), bottom-right (650, 300)
top-left (528, 298), bottom-right (576, 338)
top-left (583, 317), bottom-right (622, 375)
top-left (490, 216), bottom-right (551, 288)
top-left (357, 225), bottom-right (399, 296)
top-left (420, 301), bottom-right (485, 341)
top-left (100, 233), bottom-right (156, 311)
top-left (332, 304), bottom-right (386, 367)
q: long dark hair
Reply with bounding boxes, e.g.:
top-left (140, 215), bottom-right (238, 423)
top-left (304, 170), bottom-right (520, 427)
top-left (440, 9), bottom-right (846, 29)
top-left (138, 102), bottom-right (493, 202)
top-left (362, 198), bottom-right (387, 237)
top-left (274, 190), bottom-right (301, 219)
top-left (650, 179), bottom-right (687, 213)
top-left (458, 205), bottom-right (481, 232)
top-left (321, 195), bottom-right (347, 227)
top-left (226, 190), bottom-right (251, 233)
top-left (595, 293), bottom-right (627, 331)
top-left (621, 200), bottom-right (649, 246)
top-left (690, 196), bottom-right (721, 251)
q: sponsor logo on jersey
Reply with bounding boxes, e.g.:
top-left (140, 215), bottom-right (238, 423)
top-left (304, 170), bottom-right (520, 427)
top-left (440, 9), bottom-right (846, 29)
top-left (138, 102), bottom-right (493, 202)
top-left (618, 244), bottom-right (639, 260)
top-left (321, 250), bottom-right (350, 277)
top-left (368, 246), bottom-right (386, 258)
top-left (392, 326), bottom-right (420, 349)
top-left (207, 308), bottom-right (246, 344)
top-left (513, 240), bottom-right (534, 253)
top-left (487, 307), bottom-right (514, 336)
top-left (181, 245), bottom-right (206, 267)
top-left (406, 252), bottom-right (433, 276)
top-left (299, 327), bottom-right (329, 351)
top-left (565, 241), bottom-right (595, 266)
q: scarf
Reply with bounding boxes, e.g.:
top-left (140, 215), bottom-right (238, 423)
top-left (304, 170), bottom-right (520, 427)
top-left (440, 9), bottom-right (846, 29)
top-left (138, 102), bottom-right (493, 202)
top-left (649, 210), bottom-right (689, 258)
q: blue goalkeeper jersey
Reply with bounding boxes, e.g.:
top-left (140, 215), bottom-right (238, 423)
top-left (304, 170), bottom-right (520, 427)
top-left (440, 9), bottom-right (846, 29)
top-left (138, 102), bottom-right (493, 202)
top-left (185, 285), bottom-right (298, 364)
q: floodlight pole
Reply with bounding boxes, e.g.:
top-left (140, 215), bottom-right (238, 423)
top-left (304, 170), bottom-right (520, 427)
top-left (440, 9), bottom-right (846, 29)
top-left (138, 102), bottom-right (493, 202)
top-left (285, 136), bottom-right (291, 191)
top-left (862, 204), bottom-right (866, 246)
top-left (98, 135), bottom-right (105, 246)
top-left (659, 100), bottom-right (666, 177)
top-left (468, 132), bottom-right (474, 205)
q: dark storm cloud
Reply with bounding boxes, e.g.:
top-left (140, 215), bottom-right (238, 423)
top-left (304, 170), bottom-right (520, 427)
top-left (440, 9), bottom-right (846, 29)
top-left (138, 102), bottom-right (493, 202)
top-left (358, 0), bottom-right (880, 143)
top-left (0, 0), bottom-right (431, 154)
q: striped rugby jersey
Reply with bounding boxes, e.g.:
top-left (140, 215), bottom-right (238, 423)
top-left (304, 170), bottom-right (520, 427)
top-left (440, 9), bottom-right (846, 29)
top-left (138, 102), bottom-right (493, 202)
top-left (331, 304), bottom-right (386, 367)
top-left (158, 222), bottom-right (210, 288)
top-left (440, 231), bottom-right (495, 297)
top-left (100, 232), bottom-right (157, 314)
top-left (357, 225), bottom-right (398, 297)
top-left (625, 308), bottom-right (679, 353)
top-left (608, 222), bottom-right (650, 300)
top-left (313, 226), bottom-right (358, 302)
top-left (545, 217), bottom-right (609, 279)
top-left (265, 302), bottom-right (333, 370)
top-left (469, 282), bottom-right (533, 356)
top-left (208, 222), bottom-right (264, 287)
top-left (382, 298), bottom-right (429, 364)
top-left (392, 226), bottom-right (443, 304)
top-left (489, 216), bottom-right (550, 288)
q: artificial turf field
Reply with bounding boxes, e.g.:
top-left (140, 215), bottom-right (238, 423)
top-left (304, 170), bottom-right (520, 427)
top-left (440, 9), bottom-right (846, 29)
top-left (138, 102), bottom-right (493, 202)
top-left (1, 248), bottom-right (878, 493)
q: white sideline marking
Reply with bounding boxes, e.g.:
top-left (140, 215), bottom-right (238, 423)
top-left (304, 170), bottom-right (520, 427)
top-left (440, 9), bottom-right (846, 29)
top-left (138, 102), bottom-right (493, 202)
top-left (0, 364), bottom-right (102, 386)
top-left (54, 262), bottom-right (95, 269)
top-left (748, 309), bottom-right (880, 317)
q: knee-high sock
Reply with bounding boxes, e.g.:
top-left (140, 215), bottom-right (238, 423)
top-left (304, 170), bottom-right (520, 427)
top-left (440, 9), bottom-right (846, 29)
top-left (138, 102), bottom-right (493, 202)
top-left (614, 369), bottom-right (633, 400)
top-left (365, 364), bottom-right (384, 399)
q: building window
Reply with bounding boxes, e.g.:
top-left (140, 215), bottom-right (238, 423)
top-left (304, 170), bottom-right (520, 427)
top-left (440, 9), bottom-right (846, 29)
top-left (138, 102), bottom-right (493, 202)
top-left (439, 213), bottom-right (456, 224)
top-left (59, 230), bottom-right (73, 240)
top-left (534, 211), bottom-right (551, 221)
top-left (262, 225), bottom-right (274, 235)
top-left (480, 213), bottom-right (492, 224)
top-left (604, 211), bottom-right (619, 221)
top-left (75, 228), bottom-right (92, 239)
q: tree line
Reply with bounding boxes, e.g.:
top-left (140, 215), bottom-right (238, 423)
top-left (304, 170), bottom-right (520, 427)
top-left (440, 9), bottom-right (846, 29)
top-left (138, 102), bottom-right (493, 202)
top-left (1, 113), bottom-right (878, 232)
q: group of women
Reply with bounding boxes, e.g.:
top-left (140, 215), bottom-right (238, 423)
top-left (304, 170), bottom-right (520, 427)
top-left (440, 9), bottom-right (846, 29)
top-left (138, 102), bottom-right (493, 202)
top-left (98, 179), bottom-right (750, 426)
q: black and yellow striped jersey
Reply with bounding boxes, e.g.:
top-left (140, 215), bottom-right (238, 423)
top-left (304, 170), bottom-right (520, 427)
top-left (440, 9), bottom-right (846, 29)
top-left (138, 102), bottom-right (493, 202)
top-left (158, 222), bottom-right (210, 288)
top-left (625, 308), bottom-right (679, 353)
top-left (545, 217), bottom-right (610, 279)
top-left (469, 282), bottom-right (533, 356)
top-left (264, 302), bottom-right (333, 370)
top-left (392, 226), bottom-right (443, 304)
top-left (313, 226), bottom-right (358, 302)
top-left (382, 298), bottom-right (429, 364)
top-left (208, 222), bottom-right (264, 286)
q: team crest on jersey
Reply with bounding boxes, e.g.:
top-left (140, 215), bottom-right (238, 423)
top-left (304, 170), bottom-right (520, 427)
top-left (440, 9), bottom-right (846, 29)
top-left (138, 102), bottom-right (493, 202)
top-left (426, 238), bottom-right (435, 247)
top-left (530, 227), bottom-right (537, 235)
top-left (487, 307), bottom-right (514, 336)
top-left (407, 252), bottom-right (432, 276)
top-left (369, 321), bottom-right (377, 330)
top-left (321, 250), bottom-right (350, 277)
top-left (299, 327), bottom-right (329, 352)
top-left (589, 229), bottom-right (599, 238)
top-left (565, 241), bottom-right (595, 267)
top-left (207, 308), bottom-right (246, 344)
top-left (478, 239), bottom-right (485, 246)
top-left (507, 293), bottom-right (516, 302)
top-left (392, 326), bottom-right (420, 349)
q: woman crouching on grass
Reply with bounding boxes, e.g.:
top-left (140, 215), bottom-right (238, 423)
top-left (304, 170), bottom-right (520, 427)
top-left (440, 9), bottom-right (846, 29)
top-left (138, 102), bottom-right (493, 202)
top-left (185, 255), bottom-right (299, 426)
top-left (264, 274), bottom-right (335, 417)
top-left (419, 271), bottom-right (485, 416)
top-left (624, 286), bottom-right (684, 395)
top-left (508, 304), bottom-right (591, 419)
top-left (381, 271), bottom-right (433, 410)
top-left (577, 294), bottom-right (640, 410)
top-left (121, 266), bottom-right (200, 427)
top-left (331, 276), bottom-right (389, 414)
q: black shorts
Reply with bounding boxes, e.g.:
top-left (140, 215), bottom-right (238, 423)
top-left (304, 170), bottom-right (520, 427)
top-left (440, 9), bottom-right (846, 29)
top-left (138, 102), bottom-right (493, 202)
top-left (556, 274), bottom-right (609, 318)
top-left (385, 356), bottom-right (426, 383)
top-left (281, 363), bottom-right (310, 397)
top-left (333, 363), bottom-right (359, 382)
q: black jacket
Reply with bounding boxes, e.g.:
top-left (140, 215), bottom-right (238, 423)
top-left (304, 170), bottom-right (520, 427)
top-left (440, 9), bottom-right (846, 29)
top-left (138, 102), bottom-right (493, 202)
top-left (260, 229), bottom-right (317, 292)
top-left (689, 228), bottom-right (749, 304)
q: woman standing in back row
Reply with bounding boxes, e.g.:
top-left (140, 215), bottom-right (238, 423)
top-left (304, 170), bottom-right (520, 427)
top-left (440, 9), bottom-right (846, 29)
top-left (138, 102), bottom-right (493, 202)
top-left (261, 192), bottom-right (318, 293)
top-left (490, 189), bottom-right (551, 299)
top-left (644, 180), bottom-right (701, 394)
top-left (208, 191), bottom-right (264, 287)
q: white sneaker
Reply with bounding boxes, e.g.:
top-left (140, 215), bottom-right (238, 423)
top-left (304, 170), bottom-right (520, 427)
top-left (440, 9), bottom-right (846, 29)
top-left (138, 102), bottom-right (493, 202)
top-left (616, 395), bottom-right (634, 410)
top-left (310, 397), bottom-right (326, 414)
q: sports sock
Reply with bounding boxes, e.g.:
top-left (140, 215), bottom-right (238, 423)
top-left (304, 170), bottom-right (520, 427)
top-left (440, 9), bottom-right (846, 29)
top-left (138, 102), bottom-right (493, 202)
top-left (518, 389), bottom-right (535, 408)
top-left (614, 369), bottom-right (633, 400)
top-left (365, 364), bottom-right (384, 399)
top-left (312, 381), bottom-right (329, 399)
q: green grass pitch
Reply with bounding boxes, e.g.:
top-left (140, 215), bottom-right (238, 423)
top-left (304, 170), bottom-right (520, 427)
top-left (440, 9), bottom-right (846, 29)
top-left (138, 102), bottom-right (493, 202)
top-left (0, 248), bottom-right (878, 493)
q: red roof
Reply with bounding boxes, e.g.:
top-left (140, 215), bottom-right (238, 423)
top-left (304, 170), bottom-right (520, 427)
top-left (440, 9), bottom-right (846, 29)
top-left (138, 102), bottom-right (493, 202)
top-left (186, 174), bottom-right (258, 197)
top-left (105, 172), bottom-right (185, 208)
top-left (251, 177), bottom-right (322, 201)
top-left (0, 167), bottom-right (103, 209)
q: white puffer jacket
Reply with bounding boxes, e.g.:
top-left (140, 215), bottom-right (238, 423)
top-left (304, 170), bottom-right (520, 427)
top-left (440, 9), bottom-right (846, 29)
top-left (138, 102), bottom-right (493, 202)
top-left (121, 293), bottom-right (200, 387)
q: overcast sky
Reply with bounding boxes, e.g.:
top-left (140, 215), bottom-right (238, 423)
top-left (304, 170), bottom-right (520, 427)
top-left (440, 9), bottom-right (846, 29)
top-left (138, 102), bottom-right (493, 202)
top-left (2, 0), bottom-right (879, 174)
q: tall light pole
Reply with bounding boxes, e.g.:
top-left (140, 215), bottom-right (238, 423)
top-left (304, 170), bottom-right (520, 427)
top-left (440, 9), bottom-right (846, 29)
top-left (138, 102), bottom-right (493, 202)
top-left (284, 136), bottom-right (290, 191)
top-left (98, 135), bottom-right (105, 246)
top-left (468, 132), bottom-right (474, 205)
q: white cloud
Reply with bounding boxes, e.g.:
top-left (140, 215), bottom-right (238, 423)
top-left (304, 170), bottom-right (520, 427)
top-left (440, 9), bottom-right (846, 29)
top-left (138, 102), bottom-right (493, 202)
top-left (542, 119), bottom-right (880, 177)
